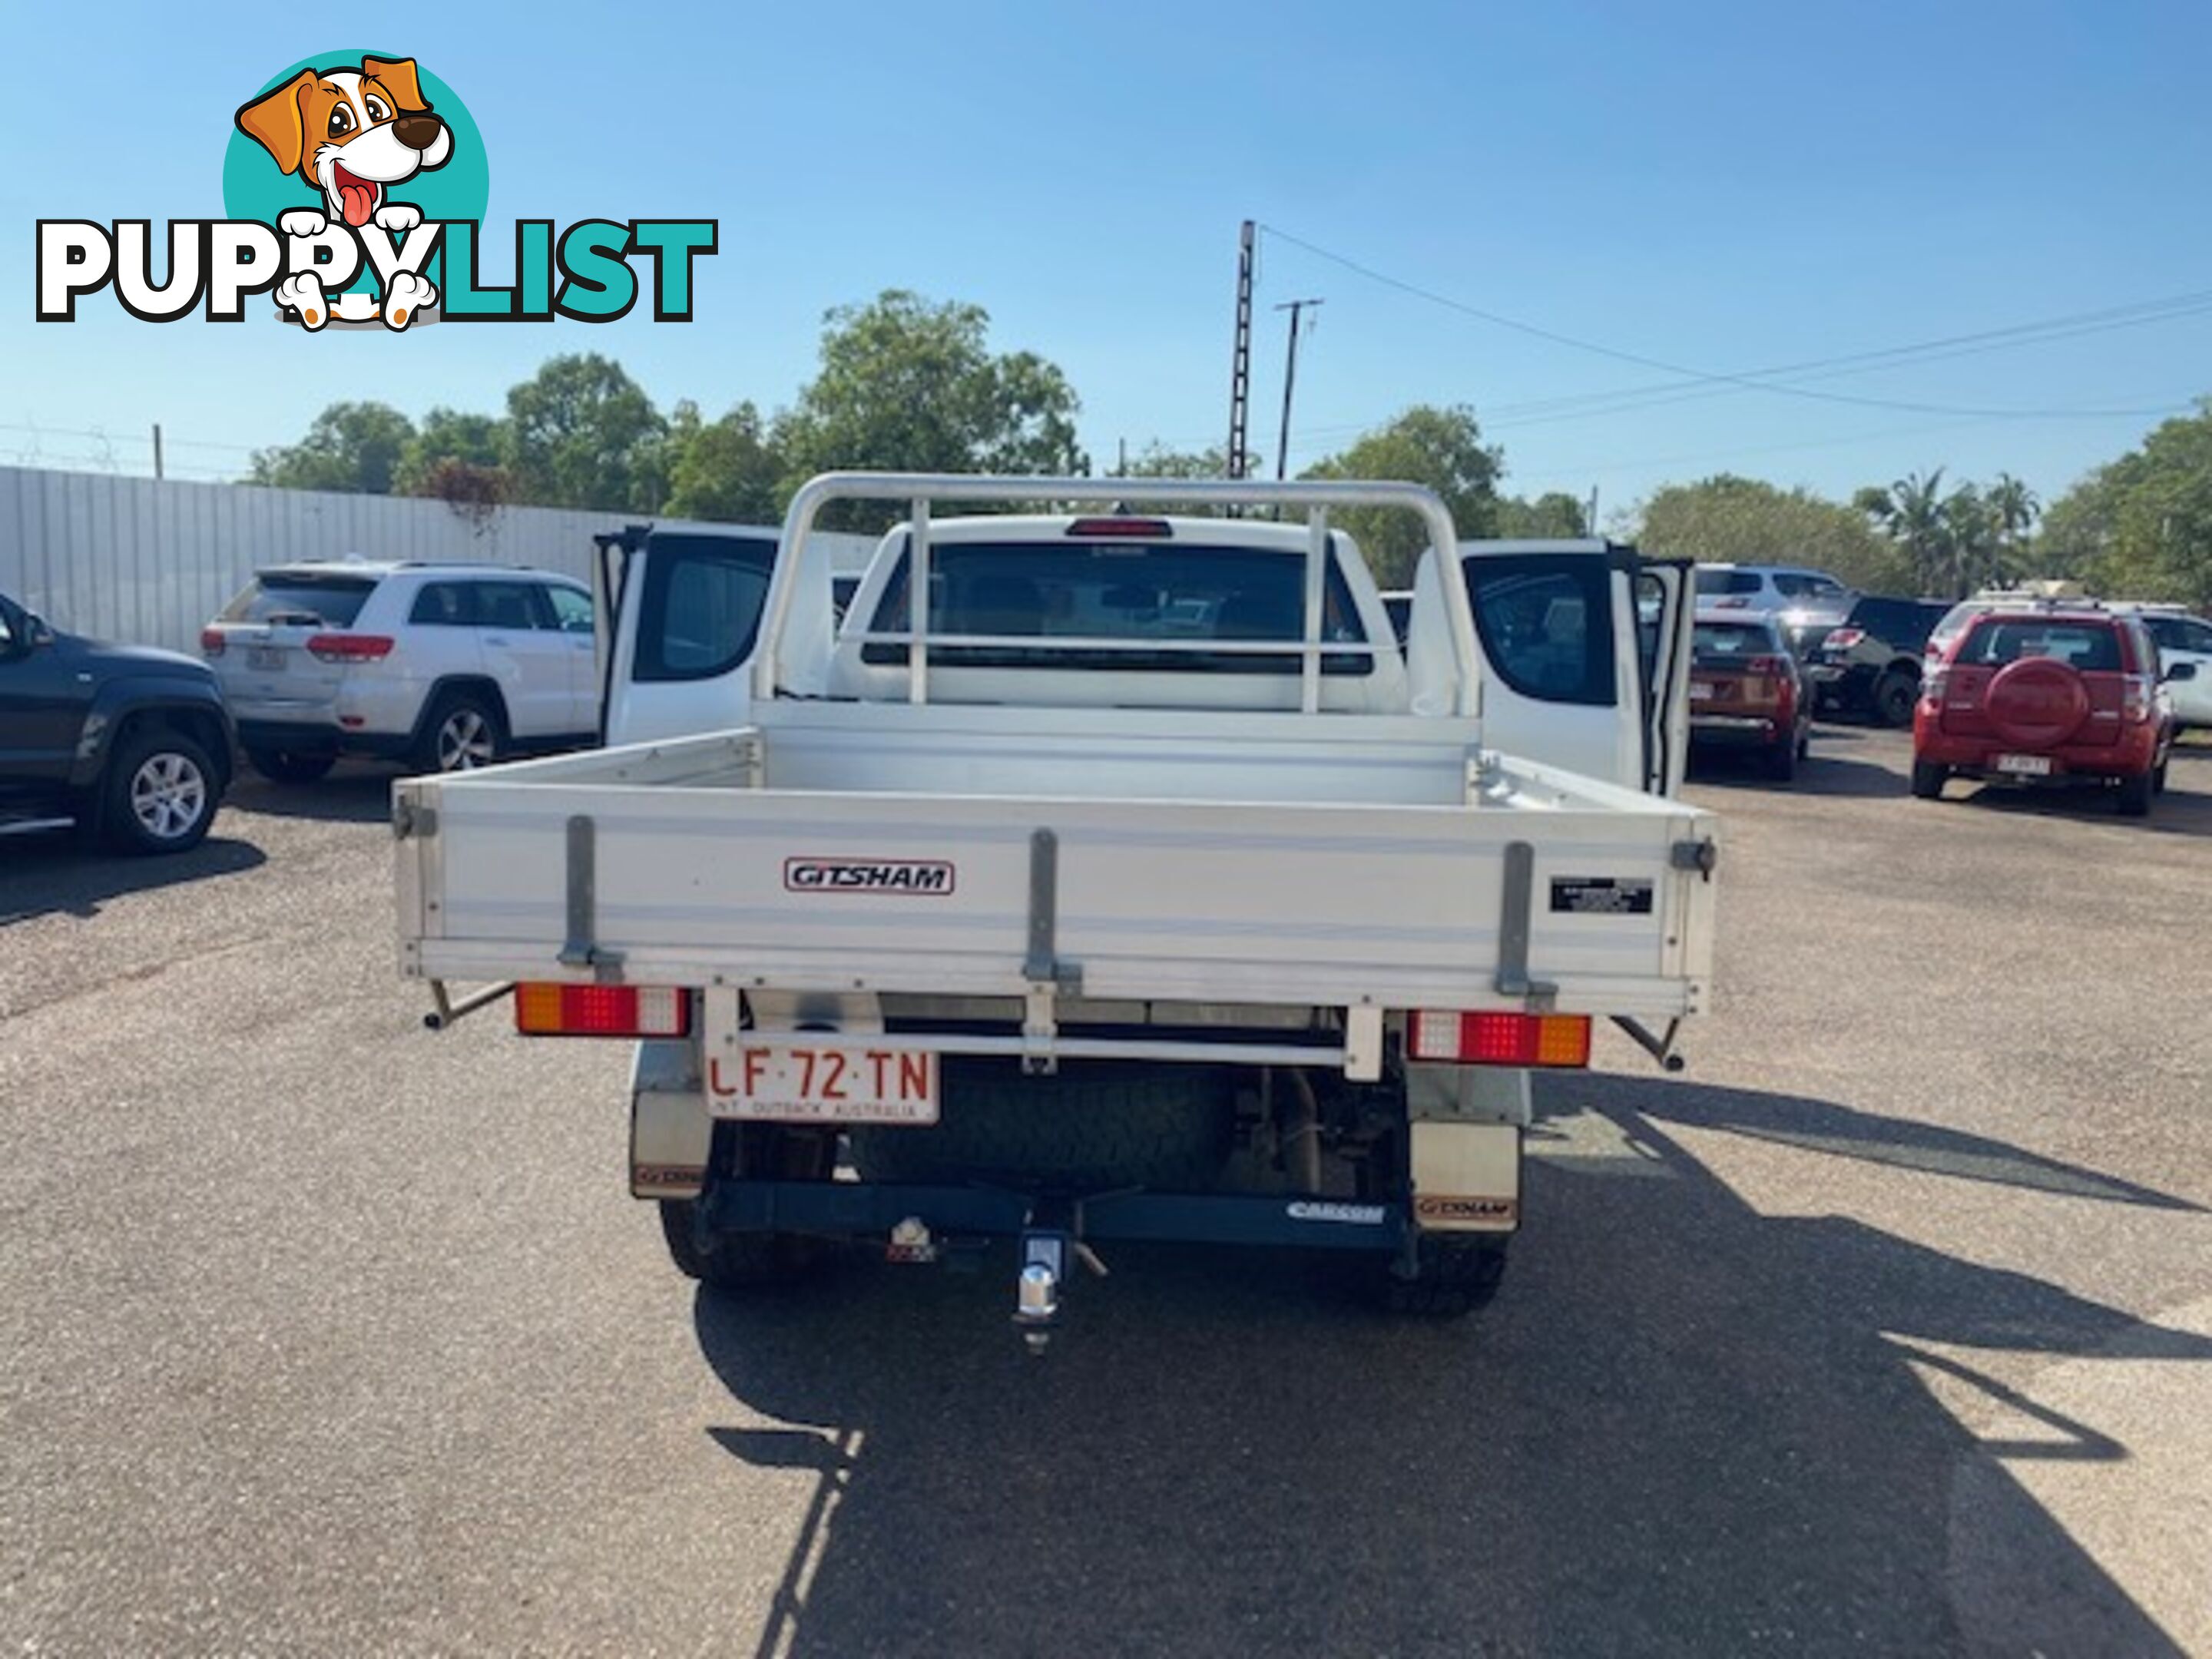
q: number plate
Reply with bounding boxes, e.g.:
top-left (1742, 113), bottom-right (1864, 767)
top-left (247, 646), bottom-right (286, 671)
top-left (706, 1042), bottom-right (939, 1124)
top-left (1689, 680), bottom-right (1717, 700)
top-left (1995, 753), bottom-right (2053, 777)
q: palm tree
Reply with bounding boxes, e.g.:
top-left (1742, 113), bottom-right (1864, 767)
top-left (1984, 473), bottom-right (2040, 584)
top-left (1863, 469), bottom-right (1953, 595)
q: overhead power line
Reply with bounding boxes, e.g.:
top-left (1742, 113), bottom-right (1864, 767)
top-left (1255, 223), bottom-right (2204, 422)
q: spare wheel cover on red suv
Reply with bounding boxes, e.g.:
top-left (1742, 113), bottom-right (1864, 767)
top-left (1985, 657), bottom-right (2091, 748)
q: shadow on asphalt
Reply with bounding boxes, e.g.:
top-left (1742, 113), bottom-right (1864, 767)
top-left (1687, 747), bottom-right (1904, 800)
top-left (1943, 771), bottom-right (2212, 836)
top-left (1641, 1078), bottom-right (2200, 1211)
top-left (224, 765), bottom-right (396, 826)
top-left (0, 833), bottom-right (267, 926)
top-left (690, 1075), bottom-right (2206, 1656)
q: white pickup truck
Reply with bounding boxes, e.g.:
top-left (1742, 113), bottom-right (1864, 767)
top-left (395, 474), bottom-right (1714, 1343)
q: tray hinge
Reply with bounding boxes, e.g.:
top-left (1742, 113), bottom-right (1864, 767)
top-left (1671, 838), bottom-right (1718, 879)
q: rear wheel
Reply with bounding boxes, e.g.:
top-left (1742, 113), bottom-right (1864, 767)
top-left (1910, 759), bottom-right (1948, 800)
top-left (1873, 671), bottom-right (1917, 728)
top-left (417, 692), bottom-right (503, 773)
top-left (2115, 770), bottom-right (2154, 817)
top-left (1382, 1233), bottom-right (1511, 1319)
top-left (104, 730), bottom-right (220, 854)
top-left (663, 1124), bottom-right (838, 1290)
top-left (244, 747), bottom-right (336, 784)
top-left (1764, 733), bottom-right (1799, 782)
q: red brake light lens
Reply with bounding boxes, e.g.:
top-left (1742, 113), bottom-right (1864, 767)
top-left (515, 983), bottom-right (690, 1038)
top-left (1065, 518), bottom-right (1174, 538)
top-left (1822, 628), bottom-right (1864, 651)
top-left (1407, 1011), bottom-right (1592, 1068)
top-left (199, 627), bottom-right (225, 657)
top-left (306, 633), bottom-right (396, 664)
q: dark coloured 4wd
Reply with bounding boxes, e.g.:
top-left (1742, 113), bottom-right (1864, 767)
top-left (1800, 595), bottom-right (1952, 726)
top-left (0, 590), bottom-right (233, 854)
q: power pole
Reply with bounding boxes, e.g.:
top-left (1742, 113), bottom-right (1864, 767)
top-left (152, 423), bottom-right (164, 482)
top-left (1273, 297), bottom-right (1323, 480)
top-left (1587, 483), bottom-right (1599, 537)
top-left (1226, 220), bottom-right (1255, 480)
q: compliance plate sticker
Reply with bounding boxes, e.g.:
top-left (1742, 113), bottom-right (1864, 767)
top-left (1550, 876), bottom-right (1654, 916)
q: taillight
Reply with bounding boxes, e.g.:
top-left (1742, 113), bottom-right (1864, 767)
top-left (2121, 675), bottom-right (2152, 722)
top-left (199, 627), bottom-right (225, 657)
top-left (1822, 628), bottom-right (1864, 651)
top-left (1921, 666), bottom-right (1949, 704)
top-left (515, 983), bottom-right (690, 1038)
top-left (306, 633), bottom-right (396, 664)
top-left (1407, 1010), bottom-right (1591, 1068)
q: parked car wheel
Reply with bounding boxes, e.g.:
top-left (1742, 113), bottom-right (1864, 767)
top-left (1873, 671), bottom-right (1917, 728)
top-left (244, 747), bottom-right (337, 785)
top-left (1910, 759), bottom-right (1948, 800)
top-left (419, 692), bottom-right (504, 774)
top-left (2115, 770), bottom-right (2154, 818)
top-left (104, 729), bottom-right (219, 854)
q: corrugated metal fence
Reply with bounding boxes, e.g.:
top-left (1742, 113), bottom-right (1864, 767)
top-left (0, 465), bottom-right (758, 654)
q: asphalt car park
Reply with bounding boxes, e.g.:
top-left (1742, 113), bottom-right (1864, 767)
top-left (4, 731), bottom-right (2210, 1655)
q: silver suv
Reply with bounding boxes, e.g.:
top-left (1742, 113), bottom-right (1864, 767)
top-left (203, 560), bottom-right (596, 780)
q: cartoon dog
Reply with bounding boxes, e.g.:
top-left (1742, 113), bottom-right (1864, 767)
top-left (235, 57), bottom-right (450, 330)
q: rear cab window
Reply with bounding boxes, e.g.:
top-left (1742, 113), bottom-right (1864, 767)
top-left (633, 533), bottom-right (777, 682)
top-left (1462, 557), bottom-right (1615, 705)
top-left (220, 573), bottom-right (376, 628)
top-left (856, 536), bottom-right (1376, 675)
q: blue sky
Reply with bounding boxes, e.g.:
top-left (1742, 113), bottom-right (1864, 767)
top-left (4, 0), bottom-right (2208, 523)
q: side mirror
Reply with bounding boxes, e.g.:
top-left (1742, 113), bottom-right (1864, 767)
top-left (2166, 660), bottom-right (2197, 683)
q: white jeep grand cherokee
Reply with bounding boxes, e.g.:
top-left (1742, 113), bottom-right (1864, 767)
top-left (203, 560), bottom-right (598, 781)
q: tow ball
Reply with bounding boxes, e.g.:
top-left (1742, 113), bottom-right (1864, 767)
top-left (1012, 1226), bottom-right (1108, 1353)
top-left (884, 1214), bottom-right (1107, 1350)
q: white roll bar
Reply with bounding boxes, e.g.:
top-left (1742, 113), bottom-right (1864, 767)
top-left (753, 472), bottom-right (1482, 717)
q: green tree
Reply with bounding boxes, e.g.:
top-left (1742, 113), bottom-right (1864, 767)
top-left (1637, 474), bottom-right (1909, 591)
top-left (1302, 405), bottom-right (1502, 586)
top-left (394, 408), bottom-right (509, 498)
top-left (2037, 400), bottom-right (2212, 605)
top-left (503, 354), bottom-right (667, 512)
top-left (661, 399), bottom-right (786, 525)
top-left (1986, 472), bottom-right (2040, 568)
top-left (1495, 492), bottom-right (1591, 539)
top-left (774, 290), bottom-right (1087, 529)
top-left (1856, 469), bottom-right (1952, 592)
top-left (248, 401), bottom-right (416, 494)
top-left (1121, 442), bottom-right (1229, 478)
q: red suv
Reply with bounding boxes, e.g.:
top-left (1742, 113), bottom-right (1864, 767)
top-left (1912, 607), bottom-right (2178, 816)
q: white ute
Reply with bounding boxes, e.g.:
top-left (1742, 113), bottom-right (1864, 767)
top-left (394, 475), bottom-right (1714, 1343)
